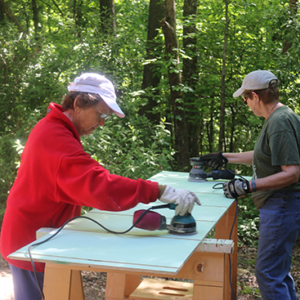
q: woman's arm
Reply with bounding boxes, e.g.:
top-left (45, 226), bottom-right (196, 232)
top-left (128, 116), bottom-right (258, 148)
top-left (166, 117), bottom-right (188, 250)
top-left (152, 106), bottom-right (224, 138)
top-left (252, 164), bottom-right (300, 191)
top-left (223, 151), bottom-right (254, 166)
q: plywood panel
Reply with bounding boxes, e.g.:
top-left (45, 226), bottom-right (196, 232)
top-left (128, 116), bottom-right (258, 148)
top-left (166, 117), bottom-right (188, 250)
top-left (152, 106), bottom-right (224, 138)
top-left (193, 284), bottom-right (223, 300)
top-left (177, 252), bottom-right (224, 283)
top-left (8, 170), bottom-right (238, 299)
top-left (105, 273), bottom-right (126, 299)
top-left (215, 202), bottom-right (238, 300)
top-left (86, 204), bottom-right (230, 223)
top-left (9, 229), bottom-right (201, 275)
top-left (129, 278), bottom-right (193, 300)
top-left (105, 273), bottom-right (141, 299)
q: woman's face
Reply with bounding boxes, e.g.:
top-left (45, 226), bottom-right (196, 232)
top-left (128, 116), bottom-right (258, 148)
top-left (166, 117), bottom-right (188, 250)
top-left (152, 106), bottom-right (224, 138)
top-left (245, 92), bottom-right (263, 117)
top-left (73, 99), bottom-right (113, 136)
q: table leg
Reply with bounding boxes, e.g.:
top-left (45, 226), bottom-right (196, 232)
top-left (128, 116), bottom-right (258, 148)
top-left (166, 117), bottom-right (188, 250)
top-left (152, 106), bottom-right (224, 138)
top-left (43, 264), bottom-right (72, 300)
top-left (215, 201), bottom-right (238, 300)
top-left (178, 251), bottom-right (225, 300)
top-left (43, 264), bottom-right (85, 300)
top-left (105, 273), bottom-right (141, 300)
top-left (70, 270), bottom-right (85, 300)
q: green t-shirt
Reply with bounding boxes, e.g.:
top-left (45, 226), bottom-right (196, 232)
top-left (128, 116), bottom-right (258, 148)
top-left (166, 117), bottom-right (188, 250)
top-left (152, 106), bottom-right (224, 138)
top-left (252, 105), bottom-right (300, 208)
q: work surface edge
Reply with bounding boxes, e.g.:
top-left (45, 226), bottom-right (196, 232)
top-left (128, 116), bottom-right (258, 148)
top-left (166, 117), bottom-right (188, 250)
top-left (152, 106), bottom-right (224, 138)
top-left (8, 171), bottom-right (239, 275)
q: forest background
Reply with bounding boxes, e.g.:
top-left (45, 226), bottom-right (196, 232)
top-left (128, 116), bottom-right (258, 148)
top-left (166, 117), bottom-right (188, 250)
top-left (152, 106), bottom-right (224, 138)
top-left (0, 0), bottom-right (300, 250)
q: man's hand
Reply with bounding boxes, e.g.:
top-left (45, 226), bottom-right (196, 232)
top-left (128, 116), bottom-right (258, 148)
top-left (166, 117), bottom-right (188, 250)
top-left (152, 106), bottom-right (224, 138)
top-left (223, 179), bottom-right (250, 198)
top-left (200, 152), bottom-right (228, 169)
top-left (159, 185), bottom-right (201, 216)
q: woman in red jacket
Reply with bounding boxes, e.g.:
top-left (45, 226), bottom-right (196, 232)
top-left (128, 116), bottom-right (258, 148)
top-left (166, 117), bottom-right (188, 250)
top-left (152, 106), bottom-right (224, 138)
top-left (1, 73), bottom-right (200, 300)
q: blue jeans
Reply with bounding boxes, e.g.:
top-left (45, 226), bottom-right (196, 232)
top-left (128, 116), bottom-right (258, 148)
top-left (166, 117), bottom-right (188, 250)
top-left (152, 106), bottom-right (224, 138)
top-left (9, 263), bottom-right (44, 300)
top-left (256, 191), bottom-right (300, 300)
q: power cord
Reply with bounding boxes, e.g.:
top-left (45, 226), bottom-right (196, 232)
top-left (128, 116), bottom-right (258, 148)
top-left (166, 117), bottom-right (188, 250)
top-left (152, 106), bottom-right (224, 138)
top-left (28, 204), bottom-right (169, 300)
top-left (228, 198), bottom-right (238, 300)
top-left (30, 170), bottom-right (243, 300)
top-left (212, 168), bottom-right (243, 300)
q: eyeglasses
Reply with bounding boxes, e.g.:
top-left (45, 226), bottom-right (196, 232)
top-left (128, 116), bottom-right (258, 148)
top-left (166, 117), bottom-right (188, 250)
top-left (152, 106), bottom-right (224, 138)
top-left (95, 108), bottom-right (110, 121)
top-left (98, 112), bottom-right (110, 120)
top-left (242, 96), bottom-right (248, 105)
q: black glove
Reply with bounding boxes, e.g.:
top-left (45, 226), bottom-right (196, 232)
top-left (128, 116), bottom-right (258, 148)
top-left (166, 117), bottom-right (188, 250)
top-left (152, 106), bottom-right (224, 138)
top-left (200, 152), bottom-right (228, 169)
top-left (223, 179), bottom-right (250, 198)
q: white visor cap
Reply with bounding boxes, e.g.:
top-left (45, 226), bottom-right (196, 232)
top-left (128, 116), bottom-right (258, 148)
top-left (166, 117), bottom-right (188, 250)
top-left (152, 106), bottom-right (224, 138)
top-left (233, 70), bottom-right (278, 98)
top-left (68, 73), bottom-right (125, 118)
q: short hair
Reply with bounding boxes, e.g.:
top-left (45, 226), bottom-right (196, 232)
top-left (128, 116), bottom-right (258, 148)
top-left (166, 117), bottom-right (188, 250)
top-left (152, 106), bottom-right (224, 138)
top-left (243, 79), bottom-right (280, 104)
top-left (62, 92), bottom-right (103, 111)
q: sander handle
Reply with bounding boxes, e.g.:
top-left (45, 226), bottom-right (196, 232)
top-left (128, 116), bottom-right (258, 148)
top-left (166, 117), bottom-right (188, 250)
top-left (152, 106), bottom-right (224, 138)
top-left (144, 203), bottom-right (178, 210)
top-left (207, 169), bottom-right (235, 180)
top-left (150, 204), bottom-right (172, 210)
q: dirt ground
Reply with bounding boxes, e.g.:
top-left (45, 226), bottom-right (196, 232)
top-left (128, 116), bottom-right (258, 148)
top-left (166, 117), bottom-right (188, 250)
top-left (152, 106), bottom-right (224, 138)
top-left (1, 240), bottom-right (300, 300)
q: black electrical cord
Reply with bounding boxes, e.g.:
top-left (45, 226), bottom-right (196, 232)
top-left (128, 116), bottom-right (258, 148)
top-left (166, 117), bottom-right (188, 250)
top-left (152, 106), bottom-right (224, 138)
top-left (28, 203), bottom-right (170, 300)
top-left (212, 167), bottom-right (243, 300)
top-left (30, 169), bottom-right (244, 300)
top-left (228, 198), bottom-right (238, 300)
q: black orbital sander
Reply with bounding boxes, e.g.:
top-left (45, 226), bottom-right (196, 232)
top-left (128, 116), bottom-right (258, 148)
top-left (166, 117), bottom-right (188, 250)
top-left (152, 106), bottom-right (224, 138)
top-left (188, 157), bottom-right (235, 182)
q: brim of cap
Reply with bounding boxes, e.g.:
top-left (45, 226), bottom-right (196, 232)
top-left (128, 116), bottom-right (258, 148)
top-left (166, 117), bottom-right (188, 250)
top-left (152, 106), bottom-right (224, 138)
top-left (68, 84), bottom-right (125, 118)
top-left (103, 99), bottom-right (125, 118)
top-left (233, 87), bottom-right (244, 98)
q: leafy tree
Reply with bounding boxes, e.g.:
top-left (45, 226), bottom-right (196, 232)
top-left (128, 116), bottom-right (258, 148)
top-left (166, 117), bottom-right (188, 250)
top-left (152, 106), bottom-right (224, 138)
top-left (0, 0), bottom-right (300, 237)
top-left (139, 0), bottom-right (164, 123)
top-left (162, 0), bottom-right (190, 171)
top-left (219, 0), bottom-right (230, 152)
top-left (0, 0), bottom-right (27, 33)
top-left (182, 0), bottom-right (199, 157)
top-left (99, 0), bottom-right (116, 34)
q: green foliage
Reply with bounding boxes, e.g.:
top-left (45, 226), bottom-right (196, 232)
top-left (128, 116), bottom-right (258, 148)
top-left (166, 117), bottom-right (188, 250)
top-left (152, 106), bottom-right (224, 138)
top-left (0, 105), bottom-right (47, 222)
top-left (238, 195), bottom-right (260, 247)
top-left (238, 281), bottom-right (261, 297)
top-left (1, 0), bottom-right (300, 247)
top-left (0, 136), bottom-right (18, 218)
top-left (82, 116), bottom-right (175, 180)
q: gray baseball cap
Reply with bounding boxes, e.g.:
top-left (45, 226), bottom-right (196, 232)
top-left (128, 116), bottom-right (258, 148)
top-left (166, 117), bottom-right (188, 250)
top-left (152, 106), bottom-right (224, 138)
top-left (233, 70), bottom-right (278, 98)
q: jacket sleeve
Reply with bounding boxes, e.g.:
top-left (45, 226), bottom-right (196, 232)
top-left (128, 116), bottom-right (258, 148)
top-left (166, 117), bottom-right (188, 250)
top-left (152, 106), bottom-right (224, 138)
top-left (55, 152), bottom-right (159, 211)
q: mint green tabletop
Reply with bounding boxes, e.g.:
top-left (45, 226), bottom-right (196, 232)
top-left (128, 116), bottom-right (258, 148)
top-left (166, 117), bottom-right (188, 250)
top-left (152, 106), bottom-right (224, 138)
top-left (8, 171), bottom-right (239, 275)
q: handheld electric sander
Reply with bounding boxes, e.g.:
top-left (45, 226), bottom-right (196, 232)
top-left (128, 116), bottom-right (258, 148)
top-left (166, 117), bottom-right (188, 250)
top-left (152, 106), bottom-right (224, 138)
top-left (133, 203), bottom-right (197, 234)
top-left (132, 154), bottom-right (235, 235)
top-left (188, 157), bottom-right (235, 182)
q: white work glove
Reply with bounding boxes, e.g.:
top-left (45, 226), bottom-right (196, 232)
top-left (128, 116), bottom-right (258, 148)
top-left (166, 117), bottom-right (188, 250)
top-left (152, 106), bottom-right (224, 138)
top-left (159, 185), bottom-right (201, 216)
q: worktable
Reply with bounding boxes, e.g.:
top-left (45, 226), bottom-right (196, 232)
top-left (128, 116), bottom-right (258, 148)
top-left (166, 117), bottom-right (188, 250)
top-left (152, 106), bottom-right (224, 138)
top-left (8, 171), bottom-right (239, 300)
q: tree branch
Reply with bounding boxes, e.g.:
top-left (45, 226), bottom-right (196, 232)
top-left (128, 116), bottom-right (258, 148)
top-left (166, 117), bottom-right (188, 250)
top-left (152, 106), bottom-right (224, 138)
top-left (0, 0), bottom-right (27, 33)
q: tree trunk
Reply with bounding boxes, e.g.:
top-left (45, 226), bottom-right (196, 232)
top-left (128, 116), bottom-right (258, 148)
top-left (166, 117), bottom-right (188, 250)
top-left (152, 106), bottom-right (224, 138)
top-left (73, 0), bottom-right (83, 34)
top-left (182, 0), bottom-right (199, 157)
top-left (32, 0), bottom-right (39, 39)
top-left (208, 107), bottom-right (214, 153)
top-left (0, 0), bottom-right (27, 33)
top-left (229, 107), bottom-right (235, 152)
top-left (219, 0), bottom-right (230, 152)
top-left (161, 0), bottom-right (190, 171)
top-left (51, 0), bottom-right (64, 17)
top-left (99, 0), bottom-right (116, 35)
top-left (0, 0), bottom-right (4, 25)
top-left (140, 0), bottom-right (164, 123)
top-left (282, 0), bottom-right (297, 54)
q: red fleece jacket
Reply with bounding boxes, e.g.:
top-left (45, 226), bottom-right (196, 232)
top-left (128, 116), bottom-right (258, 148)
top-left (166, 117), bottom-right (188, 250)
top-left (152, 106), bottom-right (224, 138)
top-left (0, 103), bottom-right (159, 272)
